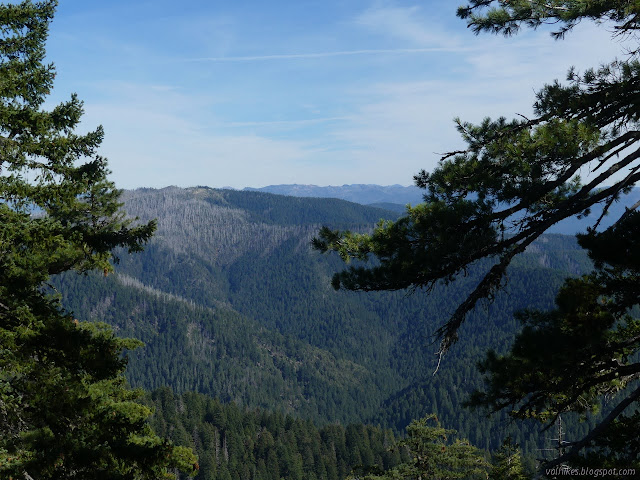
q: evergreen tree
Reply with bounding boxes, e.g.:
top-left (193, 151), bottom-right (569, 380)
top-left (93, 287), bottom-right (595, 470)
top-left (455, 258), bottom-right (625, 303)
top-left (489, 438), bottom-right (529, 480)
top-left (348, 415), bottom-right (489, 480)
top-left (314, 0), bottom-right (640, 471)
top-left (314, 1), bottom-right (640, 354)
top-left (467, 222), bottom-right (640, 469)
top-left (0, 1), bottom-right (196, 478)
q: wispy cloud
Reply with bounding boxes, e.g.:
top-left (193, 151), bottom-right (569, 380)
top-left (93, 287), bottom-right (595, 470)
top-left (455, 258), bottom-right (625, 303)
top-left (79, 81), bottom-right (324, 189)
top-left (54, 2), bottom-right (634, 189)
top-left (355, 4), bottom-right (458, 48)
top-left (225, 117), bottom-right (347, 128)
top-left (185, 47), bottom-right (468, 62)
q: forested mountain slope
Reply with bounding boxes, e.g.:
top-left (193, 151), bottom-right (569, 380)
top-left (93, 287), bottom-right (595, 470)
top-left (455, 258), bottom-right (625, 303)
top-left (144, 387), bottom-right (409, 480)
top-left (245, 184), bottom-right (640, 235)
top-left (243, 184), bottom-right (424, 206)
top-left (55, 186), bottom-right (593, 454)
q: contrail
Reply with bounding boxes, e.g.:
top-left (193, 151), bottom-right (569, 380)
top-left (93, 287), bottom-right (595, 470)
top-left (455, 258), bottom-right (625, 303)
top-left (186, 47), bottom-right (461, 62)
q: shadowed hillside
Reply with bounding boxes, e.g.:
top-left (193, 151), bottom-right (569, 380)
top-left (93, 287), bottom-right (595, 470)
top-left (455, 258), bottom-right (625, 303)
top-left (56, 186), bottom-right (593, 454)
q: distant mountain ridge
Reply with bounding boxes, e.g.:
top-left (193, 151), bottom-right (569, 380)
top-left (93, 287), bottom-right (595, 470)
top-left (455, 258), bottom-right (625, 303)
top-left (245, 183), bottom-right (640, 235)
top-left (244, 183), bottom-right (424, 206)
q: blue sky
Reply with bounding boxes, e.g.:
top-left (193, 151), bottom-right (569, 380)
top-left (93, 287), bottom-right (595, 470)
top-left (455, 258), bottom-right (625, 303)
top-left (44, 1), bottom-right (629, 189)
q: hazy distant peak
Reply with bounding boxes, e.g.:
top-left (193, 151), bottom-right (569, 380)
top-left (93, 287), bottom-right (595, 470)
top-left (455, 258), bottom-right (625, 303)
top-left (244, 183), bottom-right (424, 206)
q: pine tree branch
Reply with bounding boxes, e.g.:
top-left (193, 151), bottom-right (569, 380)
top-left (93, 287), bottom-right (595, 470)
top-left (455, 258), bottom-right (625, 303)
top-left (592, 163), bottom-right (640, 230)
top-left (436, 231), bottom-right (540, 353)
top-left (541, 383), bottom-right (640, 471)
top-left (435, 155), bottom-right (640, 352)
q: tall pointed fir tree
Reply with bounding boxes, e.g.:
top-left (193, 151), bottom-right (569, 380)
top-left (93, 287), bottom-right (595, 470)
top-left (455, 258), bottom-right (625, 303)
top-left (0, 1), bottom-right (197, 478)
top-left (314, 0), bottom-right (640, 471)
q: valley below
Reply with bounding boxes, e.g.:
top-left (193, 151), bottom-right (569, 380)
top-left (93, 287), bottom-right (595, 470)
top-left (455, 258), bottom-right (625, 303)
top-left (51, 185), bottom-right (603, 478)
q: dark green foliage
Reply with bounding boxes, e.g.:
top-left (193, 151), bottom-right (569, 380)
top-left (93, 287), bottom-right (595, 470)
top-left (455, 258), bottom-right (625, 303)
top-left (347, 415), bottom-right (490, 480)
top-left (314, 0), bottom-right (640, 472)
top-left (211, 188), bottom-right (402, 226)
top-left (55, 267), bottom-right (387, 425)
top-left (314, 61), bottom-right (640, 354)
top-left (144, 388), bottom-right (408, 480)
top-left (458, 0), bottom-right (640, 39)
top-left (0, 2), bottom-right (194, 478)
top-left (468, 213), bottom-right (640, 469)
top-left (489, 438), bottom-right (529, 480)
top-left (54, 187), bottom-right (598, 460)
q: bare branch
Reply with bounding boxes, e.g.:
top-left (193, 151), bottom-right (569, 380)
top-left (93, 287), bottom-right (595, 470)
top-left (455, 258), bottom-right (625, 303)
top-left (542, 383), bottom-right (640, 470)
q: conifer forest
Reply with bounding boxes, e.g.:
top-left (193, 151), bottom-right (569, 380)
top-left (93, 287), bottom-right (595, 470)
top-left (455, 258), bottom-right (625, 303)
top-left (1, 1), bottom-right (640, 479)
